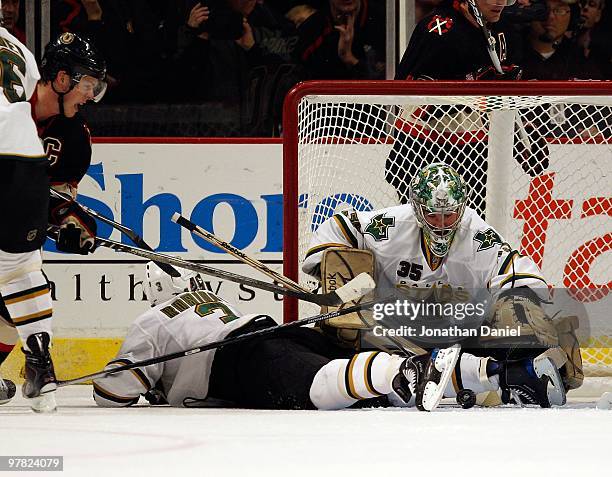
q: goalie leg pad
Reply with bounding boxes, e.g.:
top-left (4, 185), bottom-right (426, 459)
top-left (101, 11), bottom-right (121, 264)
top-left (554, 316), bottom-right (583, 390)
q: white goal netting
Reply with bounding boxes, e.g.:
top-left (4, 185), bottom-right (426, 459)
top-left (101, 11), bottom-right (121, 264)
top-left (283, 82), bottom-right (612, 382)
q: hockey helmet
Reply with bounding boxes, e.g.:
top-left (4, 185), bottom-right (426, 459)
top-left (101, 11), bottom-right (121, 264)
top-left (40, 32), bottom-right (107, 102)
top-left (409, 163), bottom-right (468, 258)
top-left (145, 262), bottom-right (206, 306)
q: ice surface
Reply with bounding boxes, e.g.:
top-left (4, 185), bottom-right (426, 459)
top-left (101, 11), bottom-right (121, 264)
top-left (1, 386), bottom-right (610, 477)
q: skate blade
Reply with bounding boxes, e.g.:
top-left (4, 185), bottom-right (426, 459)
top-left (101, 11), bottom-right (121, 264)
top-left (29, 391), bottom-right (57, 413)
top-left (421, 344), bottom-right (462, 412)
top-left (533, 356), bottom-right (566, 406)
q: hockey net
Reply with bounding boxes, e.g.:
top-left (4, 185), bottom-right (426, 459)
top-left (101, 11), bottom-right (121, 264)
top-left (283, 81), bottom-right (612, 390)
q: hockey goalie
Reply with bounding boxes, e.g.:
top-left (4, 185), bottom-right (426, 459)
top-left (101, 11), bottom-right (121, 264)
top-left (302, 163), bottom-right (584, 407)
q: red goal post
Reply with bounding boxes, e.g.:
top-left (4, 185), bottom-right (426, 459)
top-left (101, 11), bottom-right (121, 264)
top-left (282, 80), bottom-right (612, 384)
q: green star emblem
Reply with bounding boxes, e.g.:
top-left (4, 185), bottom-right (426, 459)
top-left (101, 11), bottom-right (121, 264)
top-left (473, 228), bottom-right (503, 251)
top-left (364, 214), bottom-right (395, 241)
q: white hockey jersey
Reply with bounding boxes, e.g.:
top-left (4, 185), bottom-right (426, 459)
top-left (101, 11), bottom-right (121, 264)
top-left (302, 204), bottom-right (547, 295)
top-left (93, 290), bottom-right (265, 408)
top-left (0, 27), bottom-right (45, 160)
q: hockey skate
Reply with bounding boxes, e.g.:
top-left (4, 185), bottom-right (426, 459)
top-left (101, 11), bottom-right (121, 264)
top-left (0, 371), bottom-right (16, 405)
top-left (499, 355), bottom-right (566, 407)
top-left (22, 332), bottom-right (57, 412)
top-left (416, 344), bottom-right (462, 412)
top-left (389, 353), bottom-right (430, 406)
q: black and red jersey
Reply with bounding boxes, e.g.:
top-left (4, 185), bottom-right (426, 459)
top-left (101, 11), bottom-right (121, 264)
top-left (36, 112), bottom-right (92, 189)
top-left (395, 4), bottom-right (519, 80)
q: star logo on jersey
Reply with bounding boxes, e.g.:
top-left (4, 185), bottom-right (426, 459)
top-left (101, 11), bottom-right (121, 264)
top-left (364, 214), bottom-right (395, 241)
top-left (427, 16), bottom-right (453, 36)
top-left (473, 228), bottom-right (503, 252)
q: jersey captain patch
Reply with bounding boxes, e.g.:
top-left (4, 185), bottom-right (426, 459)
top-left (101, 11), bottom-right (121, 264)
top-left (364, 213), bottom-right (395, 241)
top-left (473, 228), bottom-right (503, 251)
top-left (427, 15), bottom-right (453, 36)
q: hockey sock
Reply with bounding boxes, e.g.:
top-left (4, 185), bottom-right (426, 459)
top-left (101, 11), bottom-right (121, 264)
top-left (0, 343), bottom-right (15, 367)
top-left (0, 317), bottom-right (18, 367)
top-left (444, 353), bottom-right (500, 398)
top-left (309, 351), bottom-right (404, 410)
top-left (0, 271), bottom-right (53, 351)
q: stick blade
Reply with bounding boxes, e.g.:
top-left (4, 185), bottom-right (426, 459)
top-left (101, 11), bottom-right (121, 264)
top-left (334, 272), bottom-right (376, 304)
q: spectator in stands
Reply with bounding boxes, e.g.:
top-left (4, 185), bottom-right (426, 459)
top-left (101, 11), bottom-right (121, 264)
top-left (56, 0), bottom-right (175, 103)
top-left (576, 0), bottom-right (610, 76)
top-left (1, 0), bottom-right (25, 43)
top-left (173, 0), bottom-right (299, 103)
top-left (291, 0), bottom-right (386, 80)
top-left (51, 0), bottom-right (96, 38)
top-left (521, 0), bottom-right (603, 79)
top-left (286, 4), bottom-right (317, 27)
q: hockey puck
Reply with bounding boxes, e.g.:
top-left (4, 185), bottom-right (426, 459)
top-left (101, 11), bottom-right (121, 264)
top-left (456, 389), bottom-right (477, 409)
top-left (0, 379), bottom-right (16, 404)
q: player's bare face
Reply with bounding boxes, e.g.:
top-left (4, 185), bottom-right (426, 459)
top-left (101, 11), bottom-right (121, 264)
top-left (542, 0), bottom-right (571, 40)
top-left (477, 0), bottom-right (506, 22)
top-left (581, 0), bottom-right (602, 29)
top-left (1, 0), bottom-right (19, 30)
top-left (62, 76), bottom-right (101, 117)
top-left (331, 0), bottom-right (360, 15)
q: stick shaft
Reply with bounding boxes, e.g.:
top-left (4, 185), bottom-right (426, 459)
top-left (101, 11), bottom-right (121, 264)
top-left (173, 214), bottom-right (308, 293)
top-left (93, 235), bottom-right (345, 306)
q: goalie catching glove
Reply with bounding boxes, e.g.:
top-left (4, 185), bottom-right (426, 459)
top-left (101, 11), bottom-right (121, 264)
top-left (49, 189), bottom-right (97, 254)
top-left (483, 288), bottom-right (583, 392)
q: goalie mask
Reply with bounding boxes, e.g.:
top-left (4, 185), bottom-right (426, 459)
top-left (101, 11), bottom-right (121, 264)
top-left (145, 262), bottom-right (206, 306)
top-left (40, 32), bottom-right (107, 102)
top-left (409, 163), bottom-right (468, 258)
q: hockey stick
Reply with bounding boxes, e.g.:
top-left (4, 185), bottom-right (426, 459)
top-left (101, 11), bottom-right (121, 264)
top-left (73, 232), bottom-right (374, 307)
top-left (50, 189), bottom-right (181, 278)
top-left (57, 297), bottom-right (386, 387)
top-left (466, 0), bottom-right (503, 74)
top-left (171, 215), bottom-right (429, 357)
top-left (172, 213), bottom-right (308, 293)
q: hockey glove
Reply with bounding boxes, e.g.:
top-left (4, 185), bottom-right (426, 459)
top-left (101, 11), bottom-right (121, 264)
top-left (143, 388), bottom-right (168, 406)
top-left (467, 64), bottom-right (523, 81)
top-left (49, 197), bottom-right (97, 255)
top-left (514, 124), bottom-right (549, 177)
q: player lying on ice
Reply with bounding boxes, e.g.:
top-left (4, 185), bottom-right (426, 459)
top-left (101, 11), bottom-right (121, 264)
top-left (93, 260), bottom-right (569, 411)
top-left (301, 163), bottom-right (584, 408)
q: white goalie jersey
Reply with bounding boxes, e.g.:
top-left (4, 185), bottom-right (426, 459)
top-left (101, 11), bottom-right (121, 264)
top-left (0, 27), bottom-right (46, 160)
top-left (93, 290), bottom-right (263, 408)
top-left (302, 204), bottom-right (548, 295)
